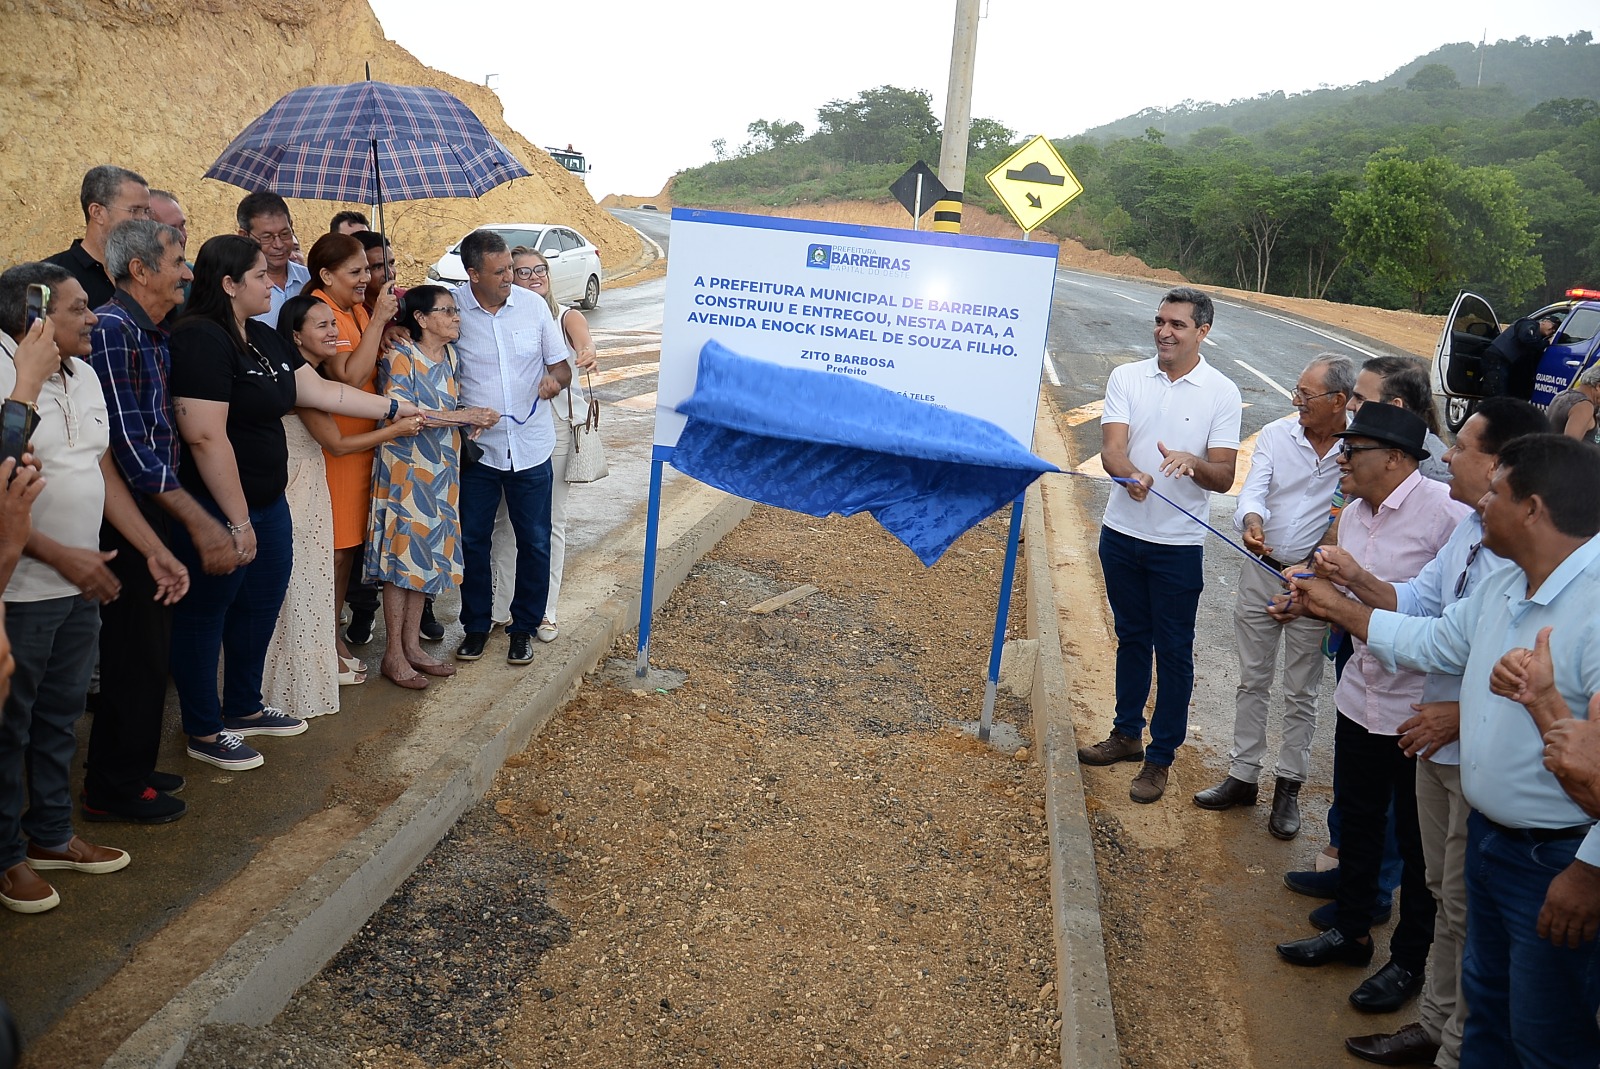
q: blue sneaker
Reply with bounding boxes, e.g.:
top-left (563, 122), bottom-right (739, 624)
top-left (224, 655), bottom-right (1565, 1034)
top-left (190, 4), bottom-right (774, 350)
top-left (1309, 898), bottom-right (1393, 931)
top-left (187, 731), bottom-right (264, 770)
top-left (222, 706), bottom-right (307, 737)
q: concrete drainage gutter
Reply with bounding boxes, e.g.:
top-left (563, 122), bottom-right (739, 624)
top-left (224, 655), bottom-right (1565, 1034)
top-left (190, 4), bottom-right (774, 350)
top-left (106, 494), bottom-right (752, 1069)
top-left (1023, 486), bottom-right (1121, 1069)
top-left (102, 474), bottom-right (1116, 1068)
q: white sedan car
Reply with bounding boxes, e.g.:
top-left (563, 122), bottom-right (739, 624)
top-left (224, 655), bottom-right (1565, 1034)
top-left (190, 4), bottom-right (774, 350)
top-left (427, 223), bottom-right (603, 309)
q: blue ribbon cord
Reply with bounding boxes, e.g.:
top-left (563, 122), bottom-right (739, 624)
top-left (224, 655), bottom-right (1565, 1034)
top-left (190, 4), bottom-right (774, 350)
top-left (1059, 470), bottom-right (1289, 585)
top-left (503, 394), bottom-right (539, 426)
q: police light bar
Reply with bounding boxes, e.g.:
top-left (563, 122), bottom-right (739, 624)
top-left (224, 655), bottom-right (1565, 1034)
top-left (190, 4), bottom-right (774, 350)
top-left (1567, 288), bottom-right (1600, 299)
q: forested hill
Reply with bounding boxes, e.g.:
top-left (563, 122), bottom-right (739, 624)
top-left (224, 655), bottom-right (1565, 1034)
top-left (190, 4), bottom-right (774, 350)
top-left (1078, 33), bottom-right (1599, 142)
top-left (670, 33), bottom-right (1600, 317)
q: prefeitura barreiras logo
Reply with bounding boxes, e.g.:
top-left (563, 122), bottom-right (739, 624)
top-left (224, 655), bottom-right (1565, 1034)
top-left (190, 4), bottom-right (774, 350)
top-left (803, 243), bottom-right (911, 277)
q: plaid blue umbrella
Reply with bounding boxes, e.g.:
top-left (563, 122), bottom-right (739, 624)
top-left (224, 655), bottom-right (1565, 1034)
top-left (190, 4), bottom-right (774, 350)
top-left (204, 81), bottom-right (531, 202)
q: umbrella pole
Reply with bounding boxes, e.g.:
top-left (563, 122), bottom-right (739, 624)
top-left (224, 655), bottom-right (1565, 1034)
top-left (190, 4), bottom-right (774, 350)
top-left (371, 136), bottom-right (387, 245)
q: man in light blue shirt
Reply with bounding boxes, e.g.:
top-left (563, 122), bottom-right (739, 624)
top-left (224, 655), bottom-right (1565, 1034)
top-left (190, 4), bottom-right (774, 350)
top-left (1288, 433), bottom-right (1600, 1069)
top-left (236, 192), bottom-right (309, 328)
top-left (1289, 398), bottom-right (1550, 1067)
top-left (450, 230), bottom-right (569, 666)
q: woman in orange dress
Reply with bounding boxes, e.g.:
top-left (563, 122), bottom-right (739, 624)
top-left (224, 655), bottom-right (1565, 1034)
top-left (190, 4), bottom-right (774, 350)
top-left (302, 234), bottom-right (400, 659)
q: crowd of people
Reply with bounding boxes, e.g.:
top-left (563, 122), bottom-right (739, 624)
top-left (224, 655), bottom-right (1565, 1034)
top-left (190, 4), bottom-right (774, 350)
top-left (1078, 285), bottom-right (1600, 1067)
top-left (0, 165), bottom-right (598, 915)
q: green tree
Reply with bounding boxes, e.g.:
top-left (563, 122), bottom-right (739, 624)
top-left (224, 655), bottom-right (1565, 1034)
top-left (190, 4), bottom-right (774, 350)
top-left (1407, 64), bottom-right (1461, 91)
top-left (741, 118), bottom-right (805, 155)
top-left (1336, 155), bottom-right (1541, 310)
top-left (815, 86), bottom-right (940, 164)
top-left (1525, 98), bottom-right (1600, 128)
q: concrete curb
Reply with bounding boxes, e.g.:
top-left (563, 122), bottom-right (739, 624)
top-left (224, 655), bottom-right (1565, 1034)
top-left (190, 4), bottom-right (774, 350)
top-left (105, 493), bottom-right (752, 1069)
top-left (1024, 488), bottom-right (1120, 1068)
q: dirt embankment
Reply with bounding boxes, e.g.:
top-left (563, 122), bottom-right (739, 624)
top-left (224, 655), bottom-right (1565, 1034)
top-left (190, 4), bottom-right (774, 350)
top-left (0, 0), bottom-right (637, 277)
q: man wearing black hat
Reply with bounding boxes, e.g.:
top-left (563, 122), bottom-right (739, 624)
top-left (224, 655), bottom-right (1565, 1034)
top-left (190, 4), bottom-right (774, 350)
top-left (1272, 403), bottom-right (1471, 1017)
top-left (1483, 312), bottom-right (1560, 399)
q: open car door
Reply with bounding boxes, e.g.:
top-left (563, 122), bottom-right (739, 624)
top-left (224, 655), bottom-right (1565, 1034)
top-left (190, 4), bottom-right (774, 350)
top-left (1435, 291), bottom-right (1497, 431)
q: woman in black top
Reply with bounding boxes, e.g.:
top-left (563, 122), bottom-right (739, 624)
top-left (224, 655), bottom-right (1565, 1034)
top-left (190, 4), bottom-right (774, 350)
top-left (168, 235), bottom-right (424, 772)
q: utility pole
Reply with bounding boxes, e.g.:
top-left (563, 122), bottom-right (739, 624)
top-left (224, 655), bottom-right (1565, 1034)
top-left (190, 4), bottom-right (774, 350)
top-left (932, 0), bottom-right (980, 234)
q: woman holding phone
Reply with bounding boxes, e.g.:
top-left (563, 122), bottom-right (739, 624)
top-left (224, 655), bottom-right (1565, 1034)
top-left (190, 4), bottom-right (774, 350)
top-left (167, 235), bottom-right (421, 771)
top-left (302, 234), bottom-right (398, 661)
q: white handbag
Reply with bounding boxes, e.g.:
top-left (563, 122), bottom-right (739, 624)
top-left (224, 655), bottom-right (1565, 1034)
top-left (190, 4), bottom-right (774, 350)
top-left (564, 369), bottom-right (608, 483)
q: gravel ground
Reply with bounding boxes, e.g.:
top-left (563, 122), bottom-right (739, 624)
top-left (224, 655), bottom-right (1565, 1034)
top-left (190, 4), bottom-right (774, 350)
top-left (178, 505), bottom-right (1053, 1069)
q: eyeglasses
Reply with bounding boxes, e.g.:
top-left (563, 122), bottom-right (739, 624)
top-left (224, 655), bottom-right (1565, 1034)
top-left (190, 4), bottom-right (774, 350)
top-left (1337, 443), bottom-right (1389, 461)
top-left (1453, 541), bottom-right (1483, 600)
top-left (428, 307), bottom-right (461, 317)
top-left (104, 203), bottom-right (152, 218)
top-left (248, 228), bottom-right (296, 247)
top-left (513, 265), bottom-right (549, 279)
top-left (1291, 388), bottom-right (1341, 405)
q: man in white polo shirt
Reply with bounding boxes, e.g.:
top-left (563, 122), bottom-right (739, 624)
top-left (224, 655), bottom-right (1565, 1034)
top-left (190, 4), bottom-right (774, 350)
top-left (450, 230), bottom-right (570, 667)
top-left (1078, 286), bottom-right (1243, 803)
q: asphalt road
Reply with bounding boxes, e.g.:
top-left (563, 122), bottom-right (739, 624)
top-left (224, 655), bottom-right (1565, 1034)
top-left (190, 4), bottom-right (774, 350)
top-left (1042, 267), bottom-right (1411, 804)
top-left (577, 223), bottom-right (1414, 798)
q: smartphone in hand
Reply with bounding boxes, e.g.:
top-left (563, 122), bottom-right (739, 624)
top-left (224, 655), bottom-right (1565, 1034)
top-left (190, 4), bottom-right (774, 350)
top-left (23, 284), bottom-right (48, 331)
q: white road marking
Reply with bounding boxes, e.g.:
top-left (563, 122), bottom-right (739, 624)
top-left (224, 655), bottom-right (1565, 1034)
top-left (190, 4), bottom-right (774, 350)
top-left (1044, 351), bottom-right (1062, 387)
top-left (588, 362), bottom-right (659, 387)
top-left (1234, 359), bottom-right (1293, 399)
top-left (1251, 308), bottom-right (1383, 359)
top-left (1203, 336), bottom-right (1218, 346)
top-left (1060, 400), bottom-right (1102, 426)
top-left (596, 342), bottom-right (662, 359)
top-left (1112, 292), bottom-right (1144, 304)
top-left (615, 391), bottom-right (658, 412)
top-left (1059, 277), bottom-right (1097, 288)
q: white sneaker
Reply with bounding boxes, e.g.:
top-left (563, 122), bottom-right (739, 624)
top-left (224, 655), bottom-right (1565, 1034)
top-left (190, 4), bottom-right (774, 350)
top-left (536, 620), bottom-right (558, 642)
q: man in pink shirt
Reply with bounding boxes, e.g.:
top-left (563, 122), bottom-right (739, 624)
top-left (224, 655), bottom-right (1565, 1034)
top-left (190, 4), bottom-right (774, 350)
top-left (1274, 403), bottom-right (1470, 1016)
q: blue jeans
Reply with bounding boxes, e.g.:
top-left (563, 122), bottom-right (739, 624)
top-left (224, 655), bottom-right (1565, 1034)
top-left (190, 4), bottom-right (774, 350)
top-left (0, 596), bottom-right (100, 870)
top-left (1460, 812), bottom-right (1600, 1068)
top-left (459, 459), bottom-right (552, 634)
top-left (1098, 526), bottom-right (1204, 767)
top-left (169, 495), bottom-right (293, 737)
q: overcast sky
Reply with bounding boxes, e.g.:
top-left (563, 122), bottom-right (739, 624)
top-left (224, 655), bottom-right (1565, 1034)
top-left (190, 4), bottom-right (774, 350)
top-left (368, 1), bottom-right (1594, 200)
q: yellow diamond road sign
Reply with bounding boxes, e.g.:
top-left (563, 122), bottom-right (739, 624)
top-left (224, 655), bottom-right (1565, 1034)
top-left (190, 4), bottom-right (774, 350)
top-left (985, 135), bottom-right (1083, 233)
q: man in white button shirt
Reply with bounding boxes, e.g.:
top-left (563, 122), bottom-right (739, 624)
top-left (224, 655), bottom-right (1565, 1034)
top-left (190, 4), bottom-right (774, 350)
top-left (1193, 354), bottom-right (1351, 837)
top-left (1077, 287), bottom-right (1243, 804)
top-left (450, 231), bottom-right (570, 666)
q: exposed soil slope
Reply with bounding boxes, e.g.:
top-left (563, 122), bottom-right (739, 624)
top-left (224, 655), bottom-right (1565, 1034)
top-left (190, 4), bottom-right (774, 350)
top-left (1, 0), bottom-right (636, 276)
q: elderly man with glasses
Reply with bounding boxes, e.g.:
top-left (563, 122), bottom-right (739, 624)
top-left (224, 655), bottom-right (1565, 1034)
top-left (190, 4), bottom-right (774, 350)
top-left (1289, 398), bottom-right (1549, 1065)
top-left (1267, 403), bottom-right (1471, 1023)
top-left (235, 191), bottom-right (310, 328)
top-left (1192, 354), bottom-right (1353, 839)
top-left (45, 165), bottom-right (151, 311)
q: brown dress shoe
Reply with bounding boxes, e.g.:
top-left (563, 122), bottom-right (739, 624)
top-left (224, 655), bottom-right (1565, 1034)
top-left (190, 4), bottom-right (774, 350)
top-left (1, 862), bottom-right (60, 913)
top-left (1193, 775), bottom-right (1258, 810)
top-left (1129, 762), bottom-right (1169, 803)
top-left (1077, 731), bottom-right (1144, 766)
top-left (1344, 1022), bottom-right (1440, 1065)
top-left (26, 836), bottom-right (130, 874)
